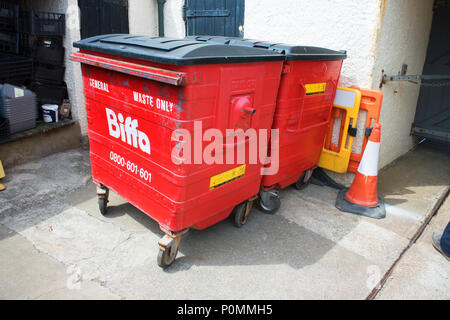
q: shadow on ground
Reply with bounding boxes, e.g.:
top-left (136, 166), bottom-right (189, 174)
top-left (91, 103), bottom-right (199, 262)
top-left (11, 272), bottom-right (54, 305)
top-left (378, 140), bottom-right (450, 206)
top-left (94, 183), bottom-right (357, 272)
top-left (0, 150), bottom-right (91, 240)
top-left (2, 140), bottom-right (447, 274)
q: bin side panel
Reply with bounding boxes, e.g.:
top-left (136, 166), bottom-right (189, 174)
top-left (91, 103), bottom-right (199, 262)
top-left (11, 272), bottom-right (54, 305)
top-left (80, 59), bottom-right (283, 231)
top-left (262, 59), bottom-right (343, 189)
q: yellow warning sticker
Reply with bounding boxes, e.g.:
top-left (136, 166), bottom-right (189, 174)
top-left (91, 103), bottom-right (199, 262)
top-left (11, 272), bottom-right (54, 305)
top-left (209, 165), bottom-right (246, 190)
top-left (305, 82), bottom-right (327, 96)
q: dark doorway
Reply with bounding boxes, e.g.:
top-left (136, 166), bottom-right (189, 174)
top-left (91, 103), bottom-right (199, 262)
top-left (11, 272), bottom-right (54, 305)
top-left (412, 2), bottom-right (450, 143)
top-left (78, 0), bottom-right (129, 40)
top-left (184, 0), bottom-right (244, 37)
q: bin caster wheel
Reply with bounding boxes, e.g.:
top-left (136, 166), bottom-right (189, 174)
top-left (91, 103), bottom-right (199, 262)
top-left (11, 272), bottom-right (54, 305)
top-left (97, 186), bottom-right (109, 216)
top-left (157, 245), bottom-right (178, 269)
top-left (157, 234), bottom-right (180, 269)
top-left (295, 172), bottom-right (309, 190)
top-left (256, 190), bottom-right (281, 214)
top-left (231, 201), bottom-right (252, 228)
top-left (98, 197), bottom-right (108, 216)
top-left (294, 169), bottom-right (313, 190)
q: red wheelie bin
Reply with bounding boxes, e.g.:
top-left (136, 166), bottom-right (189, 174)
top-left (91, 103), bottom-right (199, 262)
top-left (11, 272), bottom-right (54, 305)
top-left (187, 36), bottom-right (346, 213)
top-left (71, 35), bottom-right (284, 267)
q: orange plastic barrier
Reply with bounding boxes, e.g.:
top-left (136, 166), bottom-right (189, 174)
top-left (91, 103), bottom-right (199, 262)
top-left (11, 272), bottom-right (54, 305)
top-left (348, 87), bottom-right (383, 173)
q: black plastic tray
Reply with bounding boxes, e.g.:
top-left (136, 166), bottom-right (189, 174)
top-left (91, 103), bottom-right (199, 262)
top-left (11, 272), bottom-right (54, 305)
top-left (0, 54), bottom-right (32, 85)
top-left (0, 116), bottom-right (9, 140)
top-left (0, 30), bottom-right (18, 54)
top-left (33, 36), bottom-right (64, 65)
top-left (0, 2), bottom-right (19, 33)
top-left (31, 81), bottom-right (67, 105)
top-left (21, 11), bottom-right (65, 36)
top-left (34, 63), bottom-right (65, 83)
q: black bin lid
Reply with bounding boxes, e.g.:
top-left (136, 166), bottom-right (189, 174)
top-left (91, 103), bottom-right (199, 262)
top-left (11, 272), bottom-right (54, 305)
top-left (186, 36), bottom-right (347, 61)
top-left (73, 34), bottom-right (285, 65)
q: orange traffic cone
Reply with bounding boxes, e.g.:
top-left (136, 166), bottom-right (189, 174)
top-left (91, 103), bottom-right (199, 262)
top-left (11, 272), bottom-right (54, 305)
top-left (335, 123), bottom-right (386, 219)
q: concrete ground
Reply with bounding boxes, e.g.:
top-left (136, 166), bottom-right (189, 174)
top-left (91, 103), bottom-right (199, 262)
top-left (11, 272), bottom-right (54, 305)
top-left (0, 121), bottom-right (81, 169)
top-left (376, 181), bottom-right (450, 299)
top-left (0, 141), bottom-right (449, 299)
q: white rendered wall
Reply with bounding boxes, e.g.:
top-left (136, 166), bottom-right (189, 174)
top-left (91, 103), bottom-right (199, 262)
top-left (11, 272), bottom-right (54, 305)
top-left (244, 0), bottom-right (382, 88)
top-left (245, 0), bottom-right (434, 170)
top-left (161, 0), bottom-right (381, 90)
top-left (128, 0), bottom-right (158, 36)
top-left (371, 0), bottom-right (434, 168)
top-left (129, 0), bottom-right (185, 37)
top-left (164, 0), bottom-right (186, 38)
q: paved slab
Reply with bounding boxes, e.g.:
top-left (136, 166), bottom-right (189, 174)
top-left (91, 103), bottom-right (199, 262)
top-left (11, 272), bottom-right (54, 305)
top-left (0, 224), bottom-right (119, 300)
top-left (376, 141), bottom-right (450, 240)
top-left (0, 141), bottom-right (448, 299)
top-left (376, 194), bottom-right (450, 300)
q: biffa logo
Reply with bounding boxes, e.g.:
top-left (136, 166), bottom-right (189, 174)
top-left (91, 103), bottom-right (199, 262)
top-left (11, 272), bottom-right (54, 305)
top-left (105, 108), bottom-right (151, 155)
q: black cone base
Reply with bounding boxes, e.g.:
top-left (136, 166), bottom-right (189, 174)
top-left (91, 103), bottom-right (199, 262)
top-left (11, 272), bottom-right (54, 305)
top-left (335, 189), bottom-right (386, 219)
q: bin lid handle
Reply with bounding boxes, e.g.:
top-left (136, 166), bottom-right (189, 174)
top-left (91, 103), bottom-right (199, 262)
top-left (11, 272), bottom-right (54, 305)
top-left (70, 51), bottom-right (189, 86)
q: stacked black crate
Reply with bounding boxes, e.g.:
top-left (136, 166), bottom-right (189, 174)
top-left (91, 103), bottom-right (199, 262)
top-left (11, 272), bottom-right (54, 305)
top-left (0, 116), bottom-right (9, 141)
top-left (0, 53), bottom-right (33, 86)
top-left (22, 11), bottom-right (67, 117)
top-left (0, 1), bottom-right (33, 87)
top-left (0, 1), bottom-right (19, 54)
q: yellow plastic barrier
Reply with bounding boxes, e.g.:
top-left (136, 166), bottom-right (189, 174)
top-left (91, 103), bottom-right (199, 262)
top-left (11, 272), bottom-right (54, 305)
top-left (0, 160), bottom-right (5, 191)
top-left (0, 160), bottom-right (4, 179)
top-left (318, 87), bottom-right (361, 173)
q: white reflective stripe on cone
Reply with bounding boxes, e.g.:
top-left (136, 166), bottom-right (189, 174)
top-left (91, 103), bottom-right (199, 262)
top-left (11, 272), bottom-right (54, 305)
top-left (357, 140), bottom-right (380, 177)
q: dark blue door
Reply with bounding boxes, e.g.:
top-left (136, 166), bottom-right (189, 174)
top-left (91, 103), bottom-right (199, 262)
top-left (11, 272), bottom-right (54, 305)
top-left (78, 0), bottom-right (129, 40)
top-left (184, 0), bottom-right (245, 37)
top-left (412, 4), bottom-right (450, 143)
